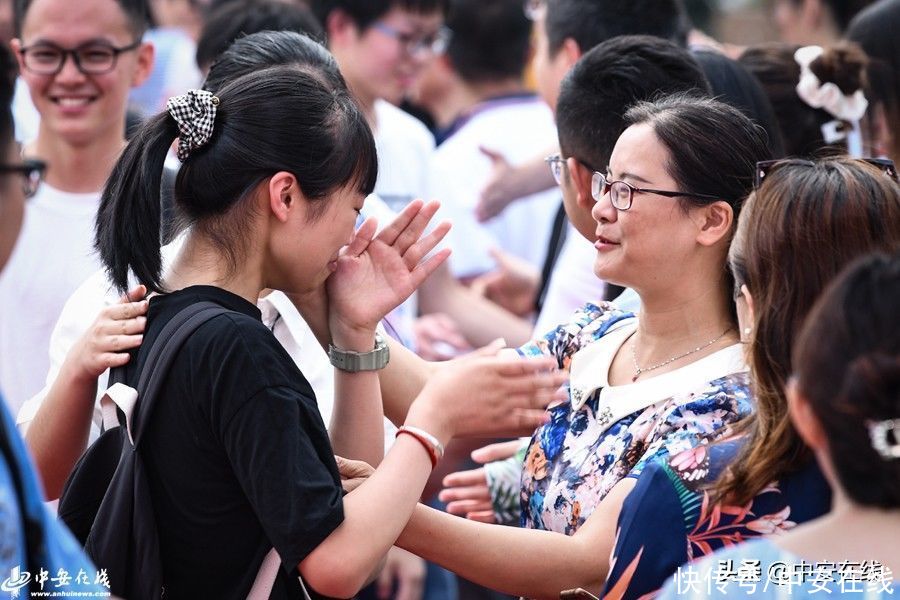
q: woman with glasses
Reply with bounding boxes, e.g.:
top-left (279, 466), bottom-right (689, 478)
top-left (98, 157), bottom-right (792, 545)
top-left (604, 157), bottom-right (900, 599)
top-left (333, 94), bottom-right (772, 596)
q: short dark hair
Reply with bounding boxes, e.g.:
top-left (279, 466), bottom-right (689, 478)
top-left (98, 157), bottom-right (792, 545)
top-left (14, 0), bottom-right (151, 37)
top-left (196, 0), bottom-right (325, 72)
top-left (203, 30), bottom-right (342, 95)
top-left (794, 251), bottom-right (900, 508)
top-left (312, 0), bottom-right (447, 31)
top-left (0, 44), bottom-right (16, 145)
top-left (556, 36), bottom-right (709, 174)
top-left (444, 0), bottom-right (530, 83)
top-left (544, 0), bottom-right (689, 57)
top-left (693, 49), bottom-right (786, 158)
top-left (96, 64), bottom-right (378, 294)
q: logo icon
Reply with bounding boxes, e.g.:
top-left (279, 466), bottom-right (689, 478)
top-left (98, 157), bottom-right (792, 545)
top-left (1, 566), bottom-right (31, 597)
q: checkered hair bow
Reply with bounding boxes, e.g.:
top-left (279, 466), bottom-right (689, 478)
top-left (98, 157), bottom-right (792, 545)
top-left (166, 89), bottom-right (220, 161)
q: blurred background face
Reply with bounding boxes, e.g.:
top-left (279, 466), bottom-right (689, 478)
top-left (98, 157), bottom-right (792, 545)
top-left (0, 141), bottom-right (26, 271)
top-left (339, 7), bottom-right (444, 106)
top-left (12, 0), bottom-right (151, 145)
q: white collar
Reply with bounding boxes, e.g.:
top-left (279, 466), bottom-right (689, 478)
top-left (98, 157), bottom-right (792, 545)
top-left (568, 322), bottom-right (747, 430)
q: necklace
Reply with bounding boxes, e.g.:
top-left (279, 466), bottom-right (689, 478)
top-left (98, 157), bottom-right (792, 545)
top-left (629, 327), bottom-right (731, 382)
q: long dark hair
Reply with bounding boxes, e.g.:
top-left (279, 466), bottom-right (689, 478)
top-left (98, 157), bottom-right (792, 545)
top-left (95, 64), bottom-right (378, 293)
top-left (717, 158), bottom-right (900, 505)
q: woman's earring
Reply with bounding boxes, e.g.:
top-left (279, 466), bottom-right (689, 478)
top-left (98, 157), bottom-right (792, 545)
top-left (743, 327), bottom-right (752, 336)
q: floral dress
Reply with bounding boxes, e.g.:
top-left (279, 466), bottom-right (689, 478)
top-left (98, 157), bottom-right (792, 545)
top-left (603, 440), bottom-right (831, 599)
top-left (514, 303), bottom-right (753, 534)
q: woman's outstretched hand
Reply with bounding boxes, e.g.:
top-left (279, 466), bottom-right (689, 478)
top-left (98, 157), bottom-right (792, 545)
top-left (327, 199), bottom-right (451, 344)
top-left (405, 340), bottom-right (568, 443)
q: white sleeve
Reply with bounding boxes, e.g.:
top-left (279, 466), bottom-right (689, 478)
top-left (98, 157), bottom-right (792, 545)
top-left (16, 269), bottom-right (117, 443)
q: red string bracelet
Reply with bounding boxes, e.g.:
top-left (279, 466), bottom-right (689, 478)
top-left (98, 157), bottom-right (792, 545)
top-left (395, 425), bottom-right (444, 469)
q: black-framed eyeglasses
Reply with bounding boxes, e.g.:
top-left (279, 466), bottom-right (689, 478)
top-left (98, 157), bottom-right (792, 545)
top-left (545, 153), bottom-right (565, 185)
top-left (370, 22), bottom-right (452, 57)
top-left (18, 40), bottom-right (142, 75)
top-left (0, 159), bottom-right (47, 198)
top-left (754, 157), bottom-right (899, 189)
top-left (591, 172), bottom-right (722, 211)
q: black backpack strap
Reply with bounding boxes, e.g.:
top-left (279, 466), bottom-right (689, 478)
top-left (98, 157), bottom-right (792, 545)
top-left (128, 301), bottom-right (234, 446)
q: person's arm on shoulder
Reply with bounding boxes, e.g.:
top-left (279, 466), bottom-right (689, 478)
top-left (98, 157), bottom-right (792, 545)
top-left (23, 285), bottom-right (147, 499)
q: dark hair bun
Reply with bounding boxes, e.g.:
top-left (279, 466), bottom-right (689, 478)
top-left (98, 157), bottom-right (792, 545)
top-left (809, 41), bottom-right (868, 95)
top-left (841, 353), bottom-right (900, 428)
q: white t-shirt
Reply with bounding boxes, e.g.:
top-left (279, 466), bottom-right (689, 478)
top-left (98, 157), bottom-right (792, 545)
top-left (372, 99), bottom-right (435, 214)
top-left (0, 183), bottom-right (103, 414)
top-left (428, 95), bottom-right (560, 279)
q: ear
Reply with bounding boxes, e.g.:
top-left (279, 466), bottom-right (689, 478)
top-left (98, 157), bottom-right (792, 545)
top-left (130, 41), bottom-right (155, 88)
top-left (694, 200), bottom-right (734, 247)
top-left (267, 171), bottom-right (299, 223)
top-left (326, 9), bottom-right (359, 48)
top-left (566, 157), bottom-right (594, 211)
top-left (786, 378), bottom-right (828, 452)
top-left (559, 38), bottom-right (582, 71)
top-left (9, 39), bottom-right (25, 74)
top-left (740, 284), bottom-right (755, 324)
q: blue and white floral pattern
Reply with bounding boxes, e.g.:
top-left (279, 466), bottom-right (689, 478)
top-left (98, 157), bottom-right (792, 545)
top-left (516, 303), bottom-right (753, 535)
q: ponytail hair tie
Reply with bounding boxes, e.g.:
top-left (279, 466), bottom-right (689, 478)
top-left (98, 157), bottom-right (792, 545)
top-left (794, 45), bottom-right (868, 123)
top-left (869, 419), bottom-right (900, 460)
top-left (166, 89), bottom-right (220, 161)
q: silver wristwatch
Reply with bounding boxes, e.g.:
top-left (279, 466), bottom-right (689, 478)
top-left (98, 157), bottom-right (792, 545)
top-left (328, 332), bottom-right (390, 372)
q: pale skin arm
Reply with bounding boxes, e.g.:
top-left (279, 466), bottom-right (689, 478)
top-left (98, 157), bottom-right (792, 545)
top-left (398, 478), bottom-right (636, 600)
top-left (475, 146), bottom-right (558, 223)
top-left (326, 202), bottom-right (451, 468)
top-left (26, 286), bottom-right (148, 499)
top-left (300, 354), bottom-right (566, 598)
top-left (417, 262), bottom-right (532, 349)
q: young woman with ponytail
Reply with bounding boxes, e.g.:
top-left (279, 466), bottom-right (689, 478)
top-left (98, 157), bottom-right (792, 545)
top-left (93, 64), bottom-right (563, 599)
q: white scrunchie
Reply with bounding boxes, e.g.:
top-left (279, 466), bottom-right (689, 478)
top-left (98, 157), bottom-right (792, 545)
top-left (166, 89), bottom-right (220, 161)
top-left (794, 45), bottom-right (868, 122)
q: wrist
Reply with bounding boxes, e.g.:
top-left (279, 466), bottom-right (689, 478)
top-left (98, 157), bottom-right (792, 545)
top-left (404, 394), bottom-right (452, 448)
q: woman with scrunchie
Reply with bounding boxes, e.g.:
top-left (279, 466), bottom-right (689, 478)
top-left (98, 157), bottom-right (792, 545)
top-left (738, 41), bottom-right (871, 157)
top-left (604, 157), bottom-right (900, 599)
top-left (93, 66), bottom-right (563, 599)
top-left (657, 250), bottom-right (900, 599)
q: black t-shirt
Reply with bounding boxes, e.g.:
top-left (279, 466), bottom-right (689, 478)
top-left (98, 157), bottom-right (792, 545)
top-left (130, 286), bottom-right (344, 599)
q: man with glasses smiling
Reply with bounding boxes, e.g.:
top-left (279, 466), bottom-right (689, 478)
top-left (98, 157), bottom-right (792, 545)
top-left (0, 0), bottom-right (152, 414)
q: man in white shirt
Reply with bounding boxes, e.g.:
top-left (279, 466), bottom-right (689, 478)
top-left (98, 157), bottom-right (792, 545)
top-left (417, 0), bottom-right (560, 281)
top-left (0, 0), bottom-right (152, 413)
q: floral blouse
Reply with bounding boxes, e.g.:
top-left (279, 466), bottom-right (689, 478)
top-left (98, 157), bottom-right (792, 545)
top-left (604, 440), bottom-right (831, 599)
top-left (515, 303), bottom-right (753, 534)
